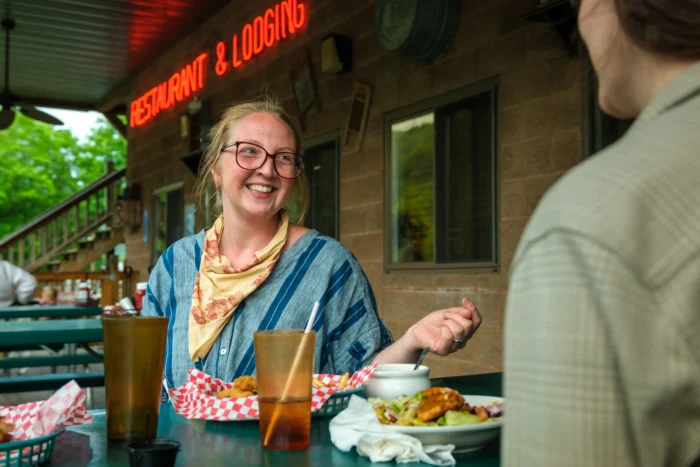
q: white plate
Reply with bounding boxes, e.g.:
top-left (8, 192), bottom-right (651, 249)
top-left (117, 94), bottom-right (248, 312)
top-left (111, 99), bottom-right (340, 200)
top-left (383, 395), bottom-right (503, 453)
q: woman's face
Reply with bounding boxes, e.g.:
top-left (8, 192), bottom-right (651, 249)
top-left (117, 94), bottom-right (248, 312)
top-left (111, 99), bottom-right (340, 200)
top-left (578, 0), bottom-right (637, 118)
top-left (213, 112), bottom-right (296, 223)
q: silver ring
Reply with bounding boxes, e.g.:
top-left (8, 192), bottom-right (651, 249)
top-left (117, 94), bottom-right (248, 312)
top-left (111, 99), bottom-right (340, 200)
top-left (453, 337), bottom-right (466, 344)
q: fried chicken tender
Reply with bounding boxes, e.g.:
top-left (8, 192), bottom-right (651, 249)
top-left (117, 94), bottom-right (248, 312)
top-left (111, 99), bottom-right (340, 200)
top-left (216, 375), bottom-right (258, 399)
top-left (416, 388), bottom-right (465, 422)
top-left (216, 387), bottom-right (255, 398)
top-left (233, 375), bottom-right (257, 392)
top-left (0, 417), bottom-right (14, 443)
top-left (420, 387), bottom-right (452, 397)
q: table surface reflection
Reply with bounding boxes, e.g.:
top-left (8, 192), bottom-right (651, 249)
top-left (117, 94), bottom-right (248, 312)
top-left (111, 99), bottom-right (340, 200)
top-left (49, 373), bottom-right (502, 466)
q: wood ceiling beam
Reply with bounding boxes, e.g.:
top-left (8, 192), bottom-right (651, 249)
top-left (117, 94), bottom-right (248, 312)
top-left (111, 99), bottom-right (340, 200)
top-left (102, 111), bottom-right (127, 138)
top-left (97, 79), bottom-right (132, 113)
top-left (18, 97), bottom-right (96, 112)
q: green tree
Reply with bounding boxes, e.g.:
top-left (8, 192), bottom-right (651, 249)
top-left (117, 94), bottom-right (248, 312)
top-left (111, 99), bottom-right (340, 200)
top-left (392, 121), bottom-right (435, 262)
top-left (0, 113), bottom-right (126, 239)
top-left (74, 116), bottom-right (127, 189)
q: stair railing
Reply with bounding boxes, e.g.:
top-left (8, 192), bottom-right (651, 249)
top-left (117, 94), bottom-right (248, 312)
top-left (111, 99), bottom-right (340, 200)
top-left (0, 162), bottom-right (126, 271)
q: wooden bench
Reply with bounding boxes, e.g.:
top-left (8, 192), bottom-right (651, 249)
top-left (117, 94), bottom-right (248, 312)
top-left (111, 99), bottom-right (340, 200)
top-left (0, 372), bottom-right (105, 393)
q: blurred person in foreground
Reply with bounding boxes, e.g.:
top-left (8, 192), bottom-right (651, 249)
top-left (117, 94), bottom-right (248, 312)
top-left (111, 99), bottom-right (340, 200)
top-left (503, 0), bottom-right (700, 466)
top-left (143, 97), bottom-right (482, 389)
top-left (0, 260), bottom-right (37, 308)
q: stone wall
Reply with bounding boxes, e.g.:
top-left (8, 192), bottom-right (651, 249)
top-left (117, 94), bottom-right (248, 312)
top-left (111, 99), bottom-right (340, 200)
top-left (124, 0), bottom-right (583, 377)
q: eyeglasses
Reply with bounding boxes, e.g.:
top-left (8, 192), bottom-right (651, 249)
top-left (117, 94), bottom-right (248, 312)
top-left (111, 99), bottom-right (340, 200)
top-left (221, 141), bottom-right (303, 179)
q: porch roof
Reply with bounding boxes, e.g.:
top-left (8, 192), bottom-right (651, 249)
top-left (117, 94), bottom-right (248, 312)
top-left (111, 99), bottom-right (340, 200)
top-left (1, 0), bottom-right (229, 113)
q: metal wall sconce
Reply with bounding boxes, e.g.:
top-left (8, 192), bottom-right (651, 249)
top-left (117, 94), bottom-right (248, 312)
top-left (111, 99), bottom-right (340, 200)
top-left (321, 34), bottom-right (353, 75)
top-left (523, 0), bottom-right (579, 58)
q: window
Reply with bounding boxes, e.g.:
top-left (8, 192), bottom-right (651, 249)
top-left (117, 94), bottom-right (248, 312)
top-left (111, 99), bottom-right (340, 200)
top-left (287, 133), bottom-right (340, 239)
top-left (304, 134), bottom-right (340, 239)
top-left (385, 80), bottom-right (498, 270)
top-left (583, 63), bottom-right (634, 156)
top-left (152, 182), bottom-right (184, 264)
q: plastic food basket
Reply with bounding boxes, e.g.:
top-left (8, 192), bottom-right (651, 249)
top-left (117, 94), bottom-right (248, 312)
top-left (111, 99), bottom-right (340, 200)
top-left (314, 387), bottom-right (364, 417)
top-left (0, 430), bottom-right (62, 467)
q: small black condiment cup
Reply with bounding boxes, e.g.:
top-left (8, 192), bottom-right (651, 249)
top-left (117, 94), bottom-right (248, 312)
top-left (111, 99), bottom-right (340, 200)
top-left (125, 439), bottom-right (181, 467)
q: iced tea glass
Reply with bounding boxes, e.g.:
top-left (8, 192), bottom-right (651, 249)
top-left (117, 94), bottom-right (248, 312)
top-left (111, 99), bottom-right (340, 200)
top-left (254, 329), bottom-right (316, 451)
top-left (103, 315), bottom-right (169, 441)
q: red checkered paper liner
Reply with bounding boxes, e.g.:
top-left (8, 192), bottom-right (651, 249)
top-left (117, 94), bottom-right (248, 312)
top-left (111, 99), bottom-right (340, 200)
top-left (167, 364), bottom-right (376, 421)
top-left (0, 380), bottom-right (93, 441)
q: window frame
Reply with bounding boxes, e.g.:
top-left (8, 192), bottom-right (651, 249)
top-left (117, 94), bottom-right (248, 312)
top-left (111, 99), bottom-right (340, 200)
top-left (151, 181), bottom-right (185, 265)
top-left (301, 130), bottom-right (341, 239)
top-left (581, 58), bottom-right (635, 158)
top-left (383, 78), bottom-right (500, 273)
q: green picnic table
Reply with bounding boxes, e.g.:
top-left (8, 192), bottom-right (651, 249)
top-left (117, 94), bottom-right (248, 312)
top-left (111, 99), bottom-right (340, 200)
top-left (0, 319), bottom-right (105, 393)
top-left (0, 305), bottom-right (103, 319)
top-left (0, 319), bottom-right (103, 348)
top-left (48, 373), bottom-right (502, 466)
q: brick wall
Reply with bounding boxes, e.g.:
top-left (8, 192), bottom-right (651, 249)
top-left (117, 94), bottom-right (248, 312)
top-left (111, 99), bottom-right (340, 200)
top-left (124, 0), bottom-right (583, 377)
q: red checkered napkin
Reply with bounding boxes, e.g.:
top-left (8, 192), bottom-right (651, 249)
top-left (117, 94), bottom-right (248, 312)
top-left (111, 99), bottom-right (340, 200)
top-left (0, 380), bottom-right (93, 441)
top-left (167, 364), bottom-right (376, 421)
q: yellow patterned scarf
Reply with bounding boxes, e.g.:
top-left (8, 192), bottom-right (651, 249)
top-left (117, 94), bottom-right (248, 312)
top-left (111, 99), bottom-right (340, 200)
top-left (188, 211), bottom-right (289, 361)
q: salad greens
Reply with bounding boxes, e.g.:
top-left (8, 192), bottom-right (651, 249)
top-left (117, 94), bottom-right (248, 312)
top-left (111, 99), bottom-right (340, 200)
top-left (369, 389), bottom-right (503, 427)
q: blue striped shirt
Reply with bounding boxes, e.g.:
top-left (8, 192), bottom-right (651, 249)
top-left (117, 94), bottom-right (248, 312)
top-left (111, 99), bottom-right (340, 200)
top-left (142, 229), bottom-right (393, 389)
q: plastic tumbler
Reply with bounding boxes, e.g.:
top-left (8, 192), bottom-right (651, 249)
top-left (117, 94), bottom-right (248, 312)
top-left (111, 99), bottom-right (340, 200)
top-left (103, 315), bottom-right (169, 442)
top-left (254, 329), bottom-right (316, 451)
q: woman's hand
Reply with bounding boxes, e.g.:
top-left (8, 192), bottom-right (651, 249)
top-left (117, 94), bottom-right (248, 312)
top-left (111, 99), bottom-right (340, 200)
top-left (405, 298), bottom-right (482, 356)
top-left (373, 297), bottom-right (482, 365)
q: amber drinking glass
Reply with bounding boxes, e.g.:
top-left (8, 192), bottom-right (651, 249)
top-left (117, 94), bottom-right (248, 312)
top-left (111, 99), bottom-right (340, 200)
top-left (254, 329), bottom-right (316, 451)
top-left (103, 316), bottom-right (169, 442)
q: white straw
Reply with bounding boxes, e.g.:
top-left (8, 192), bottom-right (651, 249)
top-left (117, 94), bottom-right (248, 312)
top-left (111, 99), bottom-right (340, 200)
top-left (304, 301), bottom-right (319, 334)
top-left (263, 301), bottom-right (320, 446)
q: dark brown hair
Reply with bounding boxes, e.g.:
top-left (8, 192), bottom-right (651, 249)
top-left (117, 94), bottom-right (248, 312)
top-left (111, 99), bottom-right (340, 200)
top-left (614, 0), bottom-right (700, 59)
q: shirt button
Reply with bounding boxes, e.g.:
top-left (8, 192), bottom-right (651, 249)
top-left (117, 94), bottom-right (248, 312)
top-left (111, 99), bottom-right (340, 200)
top-left (220, 348), bottom-right (227, 355)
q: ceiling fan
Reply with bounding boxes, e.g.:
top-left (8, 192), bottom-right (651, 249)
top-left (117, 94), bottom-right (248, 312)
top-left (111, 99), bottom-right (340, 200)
top-left (1, 17), bottom-right (63, 130)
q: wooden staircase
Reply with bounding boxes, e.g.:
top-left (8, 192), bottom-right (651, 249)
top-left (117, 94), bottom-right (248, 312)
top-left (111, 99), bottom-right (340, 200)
top-left (0, 163), bottom-right (127, 273)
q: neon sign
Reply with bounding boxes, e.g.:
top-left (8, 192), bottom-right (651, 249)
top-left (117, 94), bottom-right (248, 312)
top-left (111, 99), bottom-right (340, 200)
top-left (130, 0), bottom-right (307, 128)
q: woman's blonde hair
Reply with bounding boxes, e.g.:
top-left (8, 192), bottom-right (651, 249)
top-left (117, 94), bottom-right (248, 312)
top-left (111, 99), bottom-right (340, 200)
top-left (194, 95), bottom-right (309, 224)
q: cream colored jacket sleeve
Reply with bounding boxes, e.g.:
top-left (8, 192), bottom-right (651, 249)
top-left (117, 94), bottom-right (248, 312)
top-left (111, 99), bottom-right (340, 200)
top-left (502, 230), bottom-right (700, 467)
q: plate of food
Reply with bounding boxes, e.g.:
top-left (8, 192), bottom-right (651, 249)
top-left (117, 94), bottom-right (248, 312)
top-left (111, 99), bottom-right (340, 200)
top-left (369, 387), bottom-right (504, 453)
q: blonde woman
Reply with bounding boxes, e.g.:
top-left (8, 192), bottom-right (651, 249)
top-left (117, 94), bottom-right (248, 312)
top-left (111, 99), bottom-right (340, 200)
top-left (142, 98), bottom-right (481, 389)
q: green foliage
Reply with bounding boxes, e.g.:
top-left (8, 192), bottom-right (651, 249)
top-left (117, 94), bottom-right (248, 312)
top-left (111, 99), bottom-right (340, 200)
top-left (0, 113), bottom-right (126, 239)
top-left (392, 121), bottom-right (435, 262)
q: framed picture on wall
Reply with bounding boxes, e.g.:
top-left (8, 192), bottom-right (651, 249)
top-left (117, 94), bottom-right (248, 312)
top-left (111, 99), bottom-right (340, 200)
top-left (290, 48), bottom-right (318, 130)
top-left (343, 81), bottom-right (372, 154)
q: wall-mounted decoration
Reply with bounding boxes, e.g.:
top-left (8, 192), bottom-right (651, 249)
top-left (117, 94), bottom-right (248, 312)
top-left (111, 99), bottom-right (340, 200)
top-left (290, 48), bottom-right (318, 131)
top-left (321, 34), bottom-right (353, 75)
top-left (114, 183), bottom-right (143, 231)
top-left (180, 114), bottom-right (190, 139)
top-left (185, 97), bottom-right (212, 153)
top-left (343, 82), bottom-right (372, 155)
top-left (375, 0), bottom-right (460, 63)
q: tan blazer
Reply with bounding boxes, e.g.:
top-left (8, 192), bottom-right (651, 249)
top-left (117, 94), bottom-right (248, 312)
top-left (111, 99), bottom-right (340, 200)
top-left (503, 62), bottom-right (700, 467)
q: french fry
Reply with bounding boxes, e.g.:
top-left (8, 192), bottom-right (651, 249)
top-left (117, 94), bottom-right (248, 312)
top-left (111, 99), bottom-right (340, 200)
top-left (338, 372), bottom-right (350, 389)
top-left (312, 378), bottom-right (326, 388)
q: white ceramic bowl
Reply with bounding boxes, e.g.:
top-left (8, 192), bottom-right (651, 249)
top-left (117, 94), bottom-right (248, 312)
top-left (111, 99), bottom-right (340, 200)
top-left (364, 363), bottom-right (431, 399)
